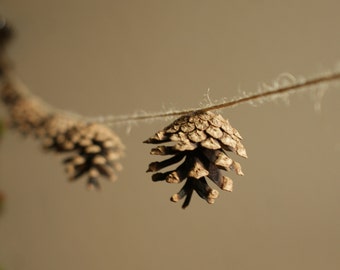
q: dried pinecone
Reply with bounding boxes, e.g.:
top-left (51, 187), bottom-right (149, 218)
top-left (42, 114), bottom-right (124, 189)
top-left (144, 110), bottom-right (247, 209)
top-left (1, 81), bottom-right (50, 136)
top-left (6, 98), bottom-right (50, 136)
top-left (1, 79), bottom-right (124, 189)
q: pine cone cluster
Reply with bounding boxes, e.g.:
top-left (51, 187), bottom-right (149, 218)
top-left (0, 79), bottom-right (124, 189)
top-left (144, 110), bottom-right (247, 209)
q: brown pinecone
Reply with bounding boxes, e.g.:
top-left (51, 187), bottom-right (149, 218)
top-left (6, 98), bottom-right (50, 136)
top-left (144, 110), bottom-right (247, 209)
top-left (1, 80), bottom-right (125, 189)
top-left (1, 81), bottom-right (50, 136)
top-left (42, 114), bottom-right (125, 189)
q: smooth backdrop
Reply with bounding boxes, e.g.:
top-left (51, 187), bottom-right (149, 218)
top-left (1, 1), bottom-right (339, 269)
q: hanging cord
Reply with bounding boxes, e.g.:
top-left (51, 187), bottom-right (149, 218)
top-left (88, 70), bottom-right (340, 126)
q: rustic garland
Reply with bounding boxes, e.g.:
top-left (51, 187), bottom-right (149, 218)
top-left (1, 20), bottom-right (339, 208)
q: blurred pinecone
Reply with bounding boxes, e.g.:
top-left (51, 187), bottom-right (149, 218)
top-left (1, 80), bottom-right (50, 136)
top-left (6, 97), bottom-right (49, 136)
top-left (0, 78), bottom-right (124, 189)
top-left (144, 110), bottom-right (247, 209)
top-left (42, 114), bottom-right (124, 189)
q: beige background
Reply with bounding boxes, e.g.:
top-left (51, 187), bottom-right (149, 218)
top-left (1, 1), bottom-right (340, 269)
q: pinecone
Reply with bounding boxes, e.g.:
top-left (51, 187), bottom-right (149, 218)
top-left (1, 81), bottom-right (50, 136)
top-left (144, 110), bottom-right (247, 209)
top-left (42, 114), bottom-right (125, 189)
top-left (1, 80), bottom-right (125, 189)
top-left (7, 98), bottom-right (50, 136)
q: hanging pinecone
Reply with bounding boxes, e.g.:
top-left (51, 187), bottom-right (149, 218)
top-left (41, 114), bottom-right (125, 189)
top-left (1, 78), bottom-right (125, 189)
top-left (0, 80), bottom-right (50, 136)
top-left (144, 110), bottom-right (247, 209)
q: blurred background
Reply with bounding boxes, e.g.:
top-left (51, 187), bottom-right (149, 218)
top-left (0, 1), bottom-right (339, 269)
